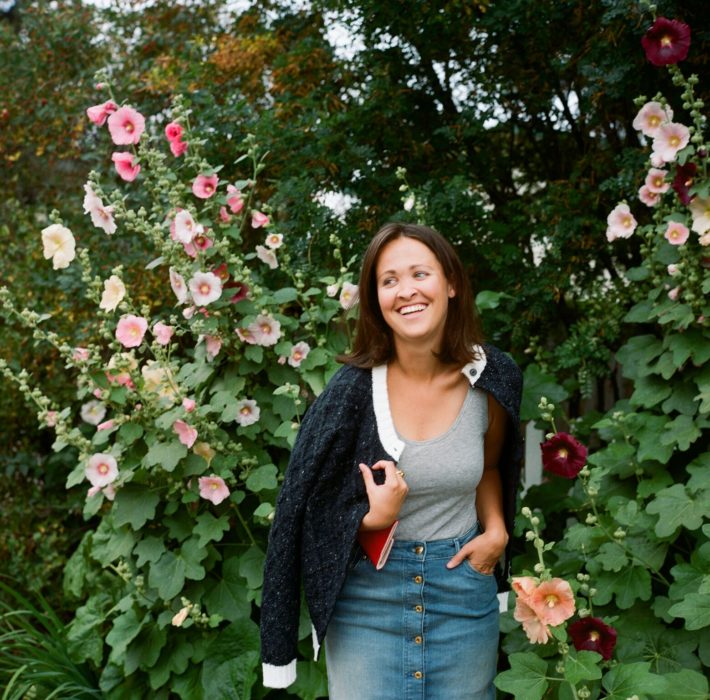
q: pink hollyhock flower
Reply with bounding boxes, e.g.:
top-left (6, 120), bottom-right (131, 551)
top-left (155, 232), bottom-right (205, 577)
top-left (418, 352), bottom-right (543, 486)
top-left (645, 168), bottom-right (670, 194)
top-left (171, 606), bottom-right (190, 627)
top-left (205, 335), bottom-right (222, 360)
top-left (170, 139), bottom-right (188, 157)
top-left (606, 203), bottom-right (637, 242)
top-left (111, 152), bottom-right (140, 182)
top-left (668, 264), bottom-right (680, 276)
top-left (85, 452), bottom-right (119, 488)
top-left (192, 233), bottom-right (213, 253)
top-left (326, 283), bottom-right (339, 297)
top-left (541, 432), bottom-right (587, 478)
top-left (86, 100), bottom-right (118, 125)
top-left (690, 196), bottom-right (710, 235)
top-left (83, 183), bottom-right (117, 234)
top-left (235, 399), bottom-right (260, 427)
top-left (153, 322), bottom-right (174, 345)
top-left (41, 224), bottom-right (76, 270)
top-left (183, 306), bottom-right (196, 319)
top-left (73, 347), bottom-right (90, 362)
top-left (700, 233), bottom-right (710, 247)
top-left (251, 210), bottom-right (269, 228)
top-left (107, 106), bottom-right (146, 145)
top-left (236, 327), bottom-right (257, 344)
top-left (672, 162), bottom-right (697, 205)
top-left (632, 101), bottom-right (673, 138)
top-left (641, 17), bottom-right (691, 67)
top-left (256, 245), bottom-right (278, 269)
top-left (219, 206), bottom-right (231, 223)
top-left (115, 314), bottom-right (148, 348)
top-left (100, 274), bottom-right (126, 312)
top-left (652, 122), bottom-right (690, 163)
top-left (164, 122), bottom-right (183, 142)
top-left (569, 617), bottom-right (617, 661)
top-left (664, 221), bottom-right (690, 245)
top-left (638, 185), bottom-right (660, 207)
top-left (278, 355), bottom-right (287, 365)
top-left (182, 398), bottom-right (196, 413)
top-left (81, 400), bottom-right (106, 425)
top-left (265, 232), bottom-right (283, 250)
top-left (198, 475), bottom-right (230, 505)
top-left (189, 271), bottom-right (222, 306)
top-left (528, 578), bottom-right (575, 626)
top-left (93, 389), bottom-right (105, 399)
top-left (288, 341), bottom-right (311, 368)
top-left (97, 419), bottom-right (115, 432)
top-left (340, 281), bottom-right (360, 310)
top-left (170, 267), bottom-right (189, 305)
top-left (668, 286), bottom-right (680, 301)
top-left (45, 411), bottom-right (58, 428)
top-left (192, 174), bottom-right (219, 199)
top-left (248, 314), bottom-right (281, 346)
top-left (173, 209), bottom-right (203, 244)
top-left (173, 419), bottom-right (198, 448)
top-left (226, 185), bottom-right (244, 213)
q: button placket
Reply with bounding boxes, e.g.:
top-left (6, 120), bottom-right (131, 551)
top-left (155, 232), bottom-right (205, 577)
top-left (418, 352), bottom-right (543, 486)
top-left (404, 545), bottom-right (426, 697)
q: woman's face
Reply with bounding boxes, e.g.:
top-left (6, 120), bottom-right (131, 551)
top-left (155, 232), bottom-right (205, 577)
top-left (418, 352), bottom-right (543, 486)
top-left (375, 236), bottom-right (454, 352)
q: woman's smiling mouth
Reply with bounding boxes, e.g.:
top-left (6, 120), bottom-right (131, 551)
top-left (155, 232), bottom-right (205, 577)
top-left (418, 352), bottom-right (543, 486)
top-left (398, 304), bottom-right (427, 315)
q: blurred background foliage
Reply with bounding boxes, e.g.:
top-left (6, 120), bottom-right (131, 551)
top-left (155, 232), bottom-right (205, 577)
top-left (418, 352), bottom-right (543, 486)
top-left (0, 0), bottom-right (708, 608)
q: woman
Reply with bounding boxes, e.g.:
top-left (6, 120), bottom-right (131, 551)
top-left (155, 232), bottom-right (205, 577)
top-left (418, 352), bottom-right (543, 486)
top-left (261, 223), bottom-right (523, 698)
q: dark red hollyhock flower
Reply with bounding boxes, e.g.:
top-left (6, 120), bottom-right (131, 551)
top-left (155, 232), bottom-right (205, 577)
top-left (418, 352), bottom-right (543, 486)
top-left (540, 432), bottom-right (588, 478)
top-left (673, 162), bottom-right (697, 205)
top-left (226, 281), bottom-right (249, 304)
top-left (569, 617), bottom-right (617, 661)
top-left (641, 18), bottom-right (691, 66)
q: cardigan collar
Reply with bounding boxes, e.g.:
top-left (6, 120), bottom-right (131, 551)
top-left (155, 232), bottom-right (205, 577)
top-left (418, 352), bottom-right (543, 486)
top-left (371, 345), bottom-right (487, 462)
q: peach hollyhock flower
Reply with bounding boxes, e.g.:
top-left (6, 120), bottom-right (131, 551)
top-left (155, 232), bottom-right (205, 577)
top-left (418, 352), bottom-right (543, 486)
top-left (86, 100), bottom-right (118, 126)
top-left (85, 452), bottom-right (119, 488)
top-left (107, 105), bottom-right (146, 145)
top-left (182, 397), bottom-right (196, 413)
top-left (100, 274), bottom-right (126, 312)
top-left (248, 314), bottom-right (282, 346)
top-left (288, 341), bottom-right (311, 368)
top-left (189, 271), bottom-right (222, 306)
top-left (255, 245), bottom-right (278, 270)
top-left (173, 419), bottom-right (198, 448)
top-left (153, 322), bottom-right (174, 345)
top-left (632, 101), bottom-right (673, 138)
top-left (198, 475), bottom-right (230, 505)
top-left (251, 210), bottom-right (269, 228)
top-left (204, 335), bottom-right (222, 361)
top-left (83, 184), bottom-right (117, 235)
top-left (194, 441), bottom-right (216, 465)
top-left (111, 152), bottom-right (140, 182)
top-left (173, 209), bottom-right (203, 244)
top-left (652, 122), bottom-right (690, 163)
top-left (638, 186), bottom-right (660, 207)
top-left (41, 224), bottom-right (76, 269)
top-left (690, 196), bottom-right (710, 235)
top-left (606, 203), bottom-right (637, 242)
top-left (226, 185), bottom-right (244, 213)
top-left (192, 174), bottom-right (219, 199)
top-left (169, 267), bottom-right (188, 304)
top-left (116, 314), bottom-right (148, 348)
top-left (528, 578), bottom-right (576, 626)
top-left (512, 577), bottom-right (552, 644)
top-left (700, 233), bottom-right (710, 246)
top-left (171, 606), bottom-right (190, 627)
top-left (164, 122), bottom-right (183, 142)
top-left (265, 232), bottom-right (283, 250)
top-left (641, 17), bottom-right (691, 67)
top-left (339, 281), bottom-right (360, 310)
top-left (170, 139), bottom-right (188, 157)
top-left (81, 400), bottom-right (106, 426)
top-left (664, 221), bottom-right (690, 246)
top-left (644, 168), bottom-right (670, 194)
top-left (73, 347), bottom-right (90, 362)
top-left (234, 399), bottom-right (260, 427)
top-left (668, 286), bottom-right (680, 301)
top-left (141, 361), bottom-right (178, 403)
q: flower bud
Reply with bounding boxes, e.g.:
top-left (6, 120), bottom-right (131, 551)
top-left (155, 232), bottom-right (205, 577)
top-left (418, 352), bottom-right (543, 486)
top-left (521, 506), bottom-right (532, 518)
top-left (587, 486), bottom-right (598, 497)
top-left (578, 607), bottom-right (591, 618)
top-left (585, 513), bottom-right (597, 525)
top-left (588, 588), bottom-right (597, 597)
top-left (534, 563), bottom-right (545, 573)
top-left (526, 530), bottom-right (536, 541)
top-left (613, 528), bottom-right (626, 539)
top-left (531, 516), bottom-right (540, 526)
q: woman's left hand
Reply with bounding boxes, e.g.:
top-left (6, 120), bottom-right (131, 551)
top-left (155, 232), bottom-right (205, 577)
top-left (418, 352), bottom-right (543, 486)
top-left (445, 528), bottom-right (508, 575)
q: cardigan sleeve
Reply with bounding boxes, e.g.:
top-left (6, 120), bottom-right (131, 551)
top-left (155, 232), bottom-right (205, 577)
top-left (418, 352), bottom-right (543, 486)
top-left (260, 366), bottom-right (362, 688)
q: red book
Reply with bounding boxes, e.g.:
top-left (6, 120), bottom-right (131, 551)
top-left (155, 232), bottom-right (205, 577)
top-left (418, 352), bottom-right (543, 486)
top-left (357, 521), bottom-right (398, 570)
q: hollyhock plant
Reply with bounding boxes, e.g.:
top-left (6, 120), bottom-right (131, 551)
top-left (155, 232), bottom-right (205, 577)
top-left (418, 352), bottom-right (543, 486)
top-left (339, 281), bottom-right (359, 310)
top-left (173, 209), bottom-right (203, 244)
top-left (227, 185), bottom-right (244, 213)
top-left (198, 475), bottom-right (230, 505)
top-left (638, 185), bottom-right (660, 207)
top-left (173, 420), bottom-right (198, 448)
top-left (234, 399), bottom-right (260, 427)
top-left (251, 210), bottom-right (269, 228)
top-left (169, 267), bottom-right (188, 304)
top-left (528, 578), bottom-right (576, 626)
top-left (81, 400), bottom-right (106, 426)
top-left (170, 139), bottom-right (188, 157)
top-left (644, 168), bottom-right (670, 194)
top-left (569, 617), bottom-right (618, 661)
top-left (673, 162), bottom-right (697, 205)
top-left (236, 327), bottom-right (257, 344)
top-left (194, 442), bottom-right (216, 465)
top-left (541, 432), bottom-right (588, 478)
top-left (668, 286), bottom-right (681, 301)
top-left (83, 184), bottom-right (117, 234)
top-left (107, 105), bottom-right (146, 145)
top-left (115, 314), bottom-right (148, 348)
top-left (41, 224), bottom-right (76, 269)
top-left (192, 174), bottom-right (219, 199)
top-left (204, 335), bottom-right (222, 361)
top-left (605, 203), bottom-right (637, 242)
top-left (86, 99), bottom-right (118, 126)
top-left (111, 152), bottom-right (141, 182)
top-left (689, 196), bottom-right (710, 235)
top-left (265, 232), bottom-right (283, 250)
top-left (219, 206), bottom-right (231, 223)
top-left (326, 283), bottom-right (339, 297)
top-left (182, 398), bottom-right (196, 413)
top-left (171, 606), bottom-right (190, 628)
top-left (632, 101), bottom-right (673, 138)
top-left (85, 452), bottom-right (119, 488)
top-left (641, 17), bottom-right (691, 67)
top-left (100, 274), bottom-right (126, 312)
top-left (288, 341), bottom-right (311, 368)
top-left (652, 122), bottom-right (690, 163)
top-left (668, 264), bottom-right (680, 276)
top-left (664, 221), bottom-right (690, 245)
top-left (189, 271), bottom-right (222, 306)
top-left (141, 362), bottom-right (178, 403)
top-left (512, 577), bottom-right (552, 644)
top-left (226, 281), bottom-right (249, 304)
top-left (164, 121), bottom-right (183, 142)
top-left (153, 322), bottom-right (174, 345)
top-left (248, 314), bottom-right (281, 346)
top-left (255, 245), bottom-right (278, 270)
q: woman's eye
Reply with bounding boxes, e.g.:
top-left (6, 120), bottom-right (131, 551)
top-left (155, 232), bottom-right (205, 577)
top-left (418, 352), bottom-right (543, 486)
top-left (382, 277), bottom-right (396, 286)
top-left (414, 271), bottom-right (427, 279)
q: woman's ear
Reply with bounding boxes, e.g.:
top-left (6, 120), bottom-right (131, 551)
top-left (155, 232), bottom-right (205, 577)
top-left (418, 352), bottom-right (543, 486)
top-left (447, 286), bottom-right (456, 298)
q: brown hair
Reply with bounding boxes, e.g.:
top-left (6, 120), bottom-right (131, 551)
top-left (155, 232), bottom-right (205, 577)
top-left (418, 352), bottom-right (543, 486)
top-left (340, 222), bottom-right (484, 368)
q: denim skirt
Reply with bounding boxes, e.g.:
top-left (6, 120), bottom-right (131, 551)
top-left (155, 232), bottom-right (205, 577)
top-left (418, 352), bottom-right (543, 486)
top-left (324, 524), bottom-right (499, 700)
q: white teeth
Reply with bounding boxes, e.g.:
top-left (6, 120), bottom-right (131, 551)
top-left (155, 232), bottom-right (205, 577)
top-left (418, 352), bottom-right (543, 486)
top-left (399, 304), bottom-right (426, 315)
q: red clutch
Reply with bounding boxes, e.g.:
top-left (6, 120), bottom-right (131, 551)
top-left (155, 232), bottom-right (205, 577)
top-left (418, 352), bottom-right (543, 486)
top-left (357, 520), bottom-right (398, 570)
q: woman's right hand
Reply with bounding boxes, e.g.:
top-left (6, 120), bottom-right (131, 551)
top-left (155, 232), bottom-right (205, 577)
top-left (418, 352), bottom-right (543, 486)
top-left (358, 460), bottom-right (409, 530)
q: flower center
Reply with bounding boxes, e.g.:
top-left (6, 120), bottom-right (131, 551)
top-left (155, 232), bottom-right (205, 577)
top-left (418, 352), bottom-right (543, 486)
top-left (670, 135), bottom-right (680, 147)
top-left (558, 448), bottom-right (569, 459)
top-left (125, 122), bottom-right (134, 132)
top-left (545, 594), bottom-right (558, 608)
top-left (653, 177), bottom-right (663, 187)
top-left (200, 283), bottom-right (210, 294)
top-left (589, 630), bottom-right (600, 641)
top-left (241, 407), bottom-right (251, 415)
top-left (649, 115), bottom-right (660, 127)
top-left (205, 185), bottom-right (213, 193)
top-left (293, 351), bottom-right (302, 360)
top-left (261, 324), bottom-right (271, 333)
top-left (98, 463), bottom-right (109, 474)
top-left (211, 482), bottom-right (219, 490)
top-left (660, 34), bottom-right (672, 47)
top-left (622, 216), bottom-right (633, 228)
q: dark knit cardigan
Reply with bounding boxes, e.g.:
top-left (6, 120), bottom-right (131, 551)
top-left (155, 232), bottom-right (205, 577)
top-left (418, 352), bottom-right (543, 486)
top-left (260, 344), bottom-right (523, 688)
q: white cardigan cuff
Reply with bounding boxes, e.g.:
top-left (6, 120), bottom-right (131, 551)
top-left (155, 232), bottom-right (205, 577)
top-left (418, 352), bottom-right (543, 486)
top-left (262, 659), bottom-right (297, 688)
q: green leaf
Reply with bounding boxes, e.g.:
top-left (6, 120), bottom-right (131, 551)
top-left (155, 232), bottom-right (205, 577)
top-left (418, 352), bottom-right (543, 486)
top-left (616, 335), bottom-right (663, 380)
top-left (475, 289), bottom-right (508, 310)
top-left (494, 652), bottom-right (549, 699)
top-left (245, 463), bottom-right (278, 492)
top-left (630, 374), bottom-right (672, 409)
top-left (118, 422), bottom-right (144, 445)
top-left (133, 535), bottom-right (166, 567)
top-left (587, 442), bottom-right (636, 478)
top-left (106, 607), bottom-right (145, 661)
top-left (662, 381), bottom-right (702, 416)
top-left (66, 599), bottom-right (106, 666)
top-left (635, 414), bottom-right (674, 463)
top-left (238, 545), bottom-right (265, 590)
top-left (144, 440), bottom-right (187, 472)
top-left (653, 669), bottom-right (709, 700)
top-left (244, 345), bottom-right (263, 363)
top-left (177, 361), bottom-right (214, 388)
top-left (204, 555), bottom-right (251, 621)
top-left (520, 364), bottom-right (569, 422)
top-left (668, 594), bottom-right (710, 631)
top-left (91, 519), bottom-right (135, 566)
top-left (601, 661), bottom-right (665, 698)
top-left (563, 650), bottom-right (602, 686)
top-left (596, 542), bottom-right (628, 572)
top-left (149, 551), bottom-right (186, 600)
top-left (124, 624), bottom-right (166, 674)
top-left (272, 287), bottom-right (298, 303)
top-left (180, 536), bottom-right (208, 581)
top-left (665, 329), bottom-right (710, 366)
top-left (113, 484), bottom-right (161, 530)
top-left (646, 484), bottom-right (708, 537)
top-left (660, 414), bottom-right (701, 451)
top-left (194, 512), bottom-right (231, 548)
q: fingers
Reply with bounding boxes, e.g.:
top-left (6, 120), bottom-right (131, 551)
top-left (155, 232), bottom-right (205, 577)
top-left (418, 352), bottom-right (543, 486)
top-left (446, 542), bottom-right (495, 572)
top-left (358, 463), bottom-right (375, 490)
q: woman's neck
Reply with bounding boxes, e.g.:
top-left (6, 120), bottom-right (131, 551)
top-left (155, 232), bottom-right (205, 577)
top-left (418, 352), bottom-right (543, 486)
top-left (390, 343), bottom-right (448, 382)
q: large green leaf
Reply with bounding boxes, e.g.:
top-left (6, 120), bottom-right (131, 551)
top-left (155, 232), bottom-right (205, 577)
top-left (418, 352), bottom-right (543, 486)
top-left (494, 652), bottom-right (549, 699)
top-left (106, 607), bottom-right (146, 661)
top-left (563, 650), bottom-right (602, 686)
top-left (659, 414), bottom-right (701, 451)
top-left (149, 551), bottom-right (186, 600)
top-left (520, 364), bottom-right (569, 422)
top-left (194, 511), bottom-right (231, 548)
top-left (668, 594), bottom-right (710, 631)
top-left (601, 662), bottom-right (665, 698)
top-left (144, 440), bottom-right (187, 472)
top-left (113, 484), bottom-right (161, 530)
top-left (646, 484), bottom-right (708, 537)
top-left (245, 463), bottom-right (278, 492)
top-left (615, 335), bottom-right (663, 380)
top-left (204, 555), bottom-right (251, 621)
top-left (652, 669), bottom-right (709, 700)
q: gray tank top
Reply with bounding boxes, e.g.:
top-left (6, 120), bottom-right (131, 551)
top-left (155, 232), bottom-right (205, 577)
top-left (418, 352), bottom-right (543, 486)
top-left (394, 387), bottom-right (488, 540)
